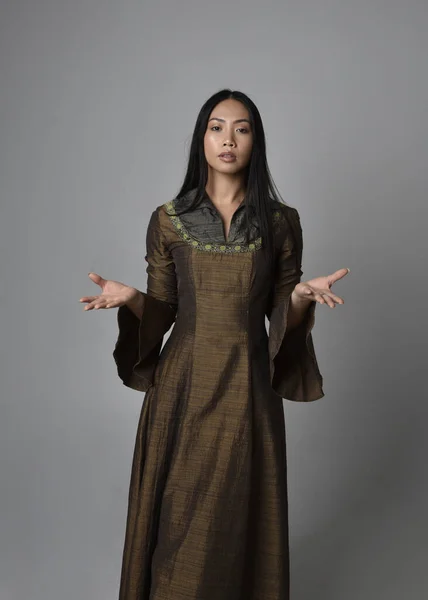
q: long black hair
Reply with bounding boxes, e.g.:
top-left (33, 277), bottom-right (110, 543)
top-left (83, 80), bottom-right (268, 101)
top-left (174, 89), bottom-right (288, 265)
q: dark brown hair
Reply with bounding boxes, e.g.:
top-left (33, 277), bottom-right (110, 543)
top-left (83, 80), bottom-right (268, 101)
top-left (174, 88), bottom-right (288, 264)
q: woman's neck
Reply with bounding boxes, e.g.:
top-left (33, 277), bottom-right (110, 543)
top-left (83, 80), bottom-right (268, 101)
top-left (205, 171), bottom-right (246, 207)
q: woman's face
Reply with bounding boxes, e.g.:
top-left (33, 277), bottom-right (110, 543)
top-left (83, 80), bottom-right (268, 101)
top-left (204, 99), bottom-right (253, 174)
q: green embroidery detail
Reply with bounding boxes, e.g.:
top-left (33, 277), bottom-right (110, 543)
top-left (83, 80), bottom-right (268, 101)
top-left (164, 199), bottom-right (263, 254)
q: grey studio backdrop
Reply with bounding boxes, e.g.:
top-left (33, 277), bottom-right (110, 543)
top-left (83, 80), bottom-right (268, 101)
top-left (1, 1), bottom-right (427, 599)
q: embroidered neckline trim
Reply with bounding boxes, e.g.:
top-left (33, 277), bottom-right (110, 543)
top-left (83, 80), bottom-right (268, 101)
top-left (164, 199), bottom-right (271, 254)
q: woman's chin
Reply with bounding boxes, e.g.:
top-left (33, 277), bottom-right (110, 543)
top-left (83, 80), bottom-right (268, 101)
top-left (208, 162), bottom-right (245, 175)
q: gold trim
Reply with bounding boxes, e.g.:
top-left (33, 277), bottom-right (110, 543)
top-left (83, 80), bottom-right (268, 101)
top-left (164, 199), bottom-right (266, 254)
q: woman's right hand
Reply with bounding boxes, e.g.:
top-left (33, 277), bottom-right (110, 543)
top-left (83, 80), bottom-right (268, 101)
top-left (79, 272), bottom-right (140, 311)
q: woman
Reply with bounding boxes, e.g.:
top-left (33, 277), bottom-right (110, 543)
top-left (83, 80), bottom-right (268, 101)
top-left (80, 89), bottom-right (349, 600)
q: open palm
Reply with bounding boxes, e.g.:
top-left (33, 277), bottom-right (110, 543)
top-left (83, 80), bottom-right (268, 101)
top-left (79, 272), bottom-right (138, 311)
top-left (294, 268), bottom-right (350, 308)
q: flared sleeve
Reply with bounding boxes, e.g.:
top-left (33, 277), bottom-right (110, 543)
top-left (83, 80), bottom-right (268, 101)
top-left (113, 207), bottom-right (178, 392)
top-left (267, 207), bottom-right (325, 402)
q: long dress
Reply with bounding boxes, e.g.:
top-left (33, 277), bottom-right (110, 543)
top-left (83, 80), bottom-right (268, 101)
top-left (112, 188), bottom-right (324, 600)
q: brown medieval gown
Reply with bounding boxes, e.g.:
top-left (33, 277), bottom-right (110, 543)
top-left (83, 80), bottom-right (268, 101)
top-left (112, 188), bottom-right (324, 600)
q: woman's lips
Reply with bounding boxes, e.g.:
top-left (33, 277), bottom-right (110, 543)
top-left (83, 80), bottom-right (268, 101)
top-left (218, 154), bottom-right (237, 162)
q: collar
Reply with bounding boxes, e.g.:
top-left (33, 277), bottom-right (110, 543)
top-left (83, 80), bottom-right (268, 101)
top-left (200, 188), bottom-right (247, 211)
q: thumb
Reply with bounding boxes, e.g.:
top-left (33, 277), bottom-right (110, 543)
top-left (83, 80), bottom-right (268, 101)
top-left (88, 272), bottom-right (106, 288)
top-left (328, 268), bottom-right (350, 286)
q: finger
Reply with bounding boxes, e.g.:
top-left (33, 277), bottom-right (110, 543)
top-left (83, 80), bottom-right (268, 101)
top-left (83, 300), bottom-right (105, 311)
top-left (321, 293), bottom-right (336, 308)
top-left (328, 268), bottom-right (350, 286)
top-left (321, 291), bottom-right (344, 305)
top-left (93, 299), bottom-right (120, 310)
top-left (83, 302), bottom-right (98, 311)
top-left (88, 272), bottom-right (106, 287)
top-left (79, 296), bottom-right (98, 303)
top-left (93, 301), bottom-right (108, 309)
top-left (314, 293), bottom-right (326, 305)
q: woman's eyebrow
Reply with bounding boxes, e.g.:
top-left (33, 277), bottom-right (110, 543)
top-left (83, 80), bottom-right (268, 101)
top-left (208, 118), bottom-right (251, 124)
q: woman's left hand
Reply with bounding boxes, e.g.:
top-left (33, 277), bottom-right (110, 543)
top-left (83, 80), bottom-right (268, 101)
top-left (293, 268), bottom-right (350, 308)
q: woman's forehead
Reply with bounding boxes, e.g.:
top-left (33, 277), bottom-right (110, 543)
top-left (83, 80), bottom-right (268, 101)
top-left (209, 98), bottom-right (249, 119)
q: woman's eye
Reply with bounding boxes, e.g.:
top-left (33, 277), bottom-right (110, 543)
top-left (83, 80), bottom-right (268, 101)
top-left (210, 126), bottom-right (250, 133)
